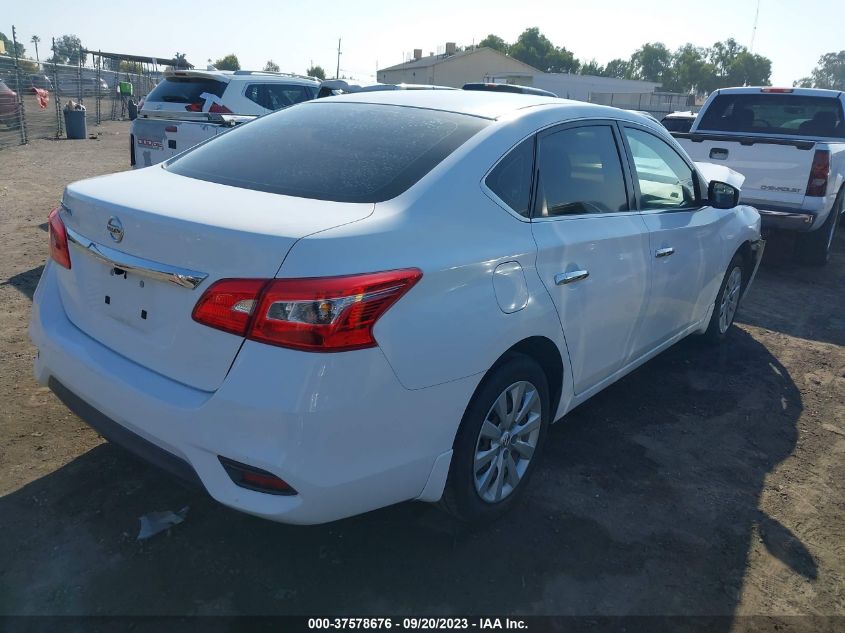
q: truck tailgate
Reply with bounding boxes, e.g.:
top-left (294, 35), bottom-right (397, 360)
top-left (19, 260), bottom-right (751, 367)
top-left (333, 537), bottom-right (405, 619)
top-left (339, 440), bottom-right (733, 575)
top-left (677, 135), bottom-right (815, 208)
top-left (132, 118), bottom-right (229, 168)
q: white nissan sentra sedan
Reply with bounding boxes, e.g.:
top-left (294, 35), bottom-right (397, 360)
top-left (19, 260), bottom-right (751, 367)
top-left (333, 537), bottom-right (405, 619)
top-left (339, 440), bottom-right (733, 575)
top-left (30, 91), bottom-right (763, 524)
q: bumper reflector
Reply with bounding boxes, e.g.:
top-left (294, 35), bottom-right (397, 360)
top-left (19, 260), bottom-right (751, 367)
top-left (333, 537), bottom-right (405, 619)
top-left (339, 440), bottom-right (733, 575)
top-left (218, 456), bottom-right (297, 496)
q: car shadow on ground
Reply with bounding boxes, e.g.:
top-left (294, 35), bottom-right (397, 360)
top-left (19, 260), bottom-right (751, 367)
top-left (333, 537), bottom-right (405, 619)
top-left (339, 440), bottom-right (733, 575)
top-left (1, 264), bottom-right (44, 301)
top-left (0, 327), bottom-right (805, 623)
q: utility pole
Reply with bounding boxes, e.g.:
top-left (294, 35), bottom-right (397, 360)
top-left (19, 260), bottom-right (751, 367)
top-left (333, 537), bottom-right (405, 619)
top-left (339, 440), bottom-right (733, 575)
top-left (750, 0), bottom-right (761, 53)
top-left (336, 38), bottom-right (342, 79)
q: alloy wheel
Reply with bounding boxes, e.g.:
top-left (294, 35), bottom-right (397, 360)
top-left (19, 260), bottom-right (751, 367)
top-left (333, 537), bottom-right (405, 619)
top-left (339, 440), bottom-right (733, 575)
top-left (473, 381), bottom-right (542, 503)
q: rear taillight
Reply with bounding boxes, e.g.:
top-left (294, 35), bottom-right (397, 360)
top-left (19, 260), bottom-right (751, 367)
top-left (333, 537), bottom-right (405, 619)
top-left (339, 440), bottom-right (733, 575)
top-left (806, 149), bottom-right (830, 197)
top-left (191, 278), bottom-right (267, 336)
top-left (208, 102), bottom-right (232, 114)
top-left (192, 269), bottom-right (422, 352)
top-left (48, 206), bottom-right (71, 269)
top-left (184, 102), bottom-right (202, 112)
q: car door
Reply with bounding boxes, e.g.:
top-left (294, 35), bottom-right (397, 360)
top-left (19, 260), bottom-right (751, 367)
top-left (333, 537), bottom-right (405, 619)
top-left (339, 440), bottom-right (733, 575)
top-left (619, 124), bottom-right (730, 357)
top-left (530, 121), bottom-right (652, 395)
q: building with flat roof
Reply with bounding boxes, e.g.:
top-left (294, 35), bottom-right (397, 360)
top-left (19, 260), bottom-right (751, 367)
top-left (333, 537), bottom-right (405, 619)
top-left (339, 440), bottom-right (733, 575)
top-left (378, 46), bottom-right (539, 88)
top-left (377, 45), bottom-right (664, 105)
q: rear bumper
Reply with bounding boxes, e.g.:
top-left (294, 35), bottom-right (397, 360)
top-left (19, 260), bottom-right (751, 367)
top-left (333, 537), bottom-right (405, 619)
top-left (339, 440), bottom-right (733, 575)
top-left (757, 208), bottom-right (816, 232)
top-left (30, 262), bottom-right (473, 524)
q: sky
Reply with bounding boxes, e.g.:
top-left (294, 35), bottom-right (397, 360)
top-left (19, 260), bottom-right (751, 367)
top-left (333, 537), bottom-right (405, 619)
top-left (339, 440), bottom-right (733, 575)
top-left (6, 0), bottom-right (842, 86)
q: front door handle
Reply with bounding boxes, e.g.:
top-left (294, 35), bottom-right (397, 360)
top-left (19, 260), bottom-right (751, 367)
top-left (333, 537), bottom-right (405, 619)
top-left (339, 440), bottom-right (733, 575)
top-left (655, 247), bottom-right (675, 258)
top-left (555, 270), bottom-right (589, 285)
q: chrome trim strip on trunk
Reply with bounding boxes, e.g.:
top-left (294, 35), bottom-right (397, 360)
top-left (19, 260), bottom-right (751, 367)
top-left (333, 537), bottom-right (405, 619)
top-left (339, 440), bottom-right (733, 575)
top-left (65, 226), bottom-right (208, 290)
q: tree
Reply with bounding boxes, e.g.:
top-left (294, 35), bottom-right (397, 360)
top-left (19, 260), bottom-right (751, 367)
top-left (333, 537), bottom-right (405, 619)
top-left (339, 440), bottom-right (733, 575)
top-left (264, 59), bottom-right (280, 72)
top-left (173, 52), bottom-right (188, 69)
top-left (629, 42), bottom-right (672, 83)
top-left (509, 27), bottom-right (579, 73)
top-left (799, 51), bottom-right (845, 90)
top-left (214, 54), bottom-right (240, 71)
top-left (664, 44), bottom-right (712, 95)
top-left (30, 35), bottom-right (40, 62)
top-left (579, 59), bottom-right (604, 76)
top-left (705, 39), bottom-right (770, 90)
top-left (49, 34), bottom-right (83, 65)
top-left (0, 32), bottom-right (26, 58)
top-left (603, 58), bottom-right (631, 79)
top-left (478, 34), bottom-right (509, 54)
top-left (307, 65), bottom-right (326, 79)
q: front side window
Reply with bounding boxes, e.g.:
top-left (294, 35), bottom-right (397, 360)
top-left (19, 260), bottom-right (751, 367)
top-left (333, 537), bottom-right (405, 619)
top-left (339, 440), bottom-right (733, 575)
top-left (535, 125), bottom-right (628, 217)
top-left (624, 128), bottom-right (697, 210)
top-left (485, 138), bottom-right (534, 217)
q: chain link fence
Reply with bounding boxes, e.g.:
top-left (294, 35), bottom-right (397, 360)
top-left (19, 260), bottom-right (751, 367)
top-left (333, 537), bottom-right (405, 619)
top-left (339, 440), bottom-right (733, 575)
top-left (589, 91), bottom-right (698, 119)
top-left (1, 30), bottom-right (162, 149)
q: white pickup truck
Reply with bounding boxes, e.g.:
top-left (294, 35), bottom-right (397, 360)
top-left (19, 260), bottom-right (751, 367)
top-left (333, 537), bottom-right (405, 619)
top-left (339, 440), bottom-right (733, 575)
top-left (673, 87), bottom-right (845, 265)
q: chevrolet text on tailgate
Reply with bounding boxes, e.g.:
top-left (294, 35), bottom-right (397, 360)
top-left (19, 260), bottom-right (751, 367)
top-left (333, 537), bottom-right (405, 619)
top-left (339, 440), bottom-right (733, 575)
top-left (673, 87), bottom-right (845, 265)
top-left (32, 92), bottom-right (763, 525)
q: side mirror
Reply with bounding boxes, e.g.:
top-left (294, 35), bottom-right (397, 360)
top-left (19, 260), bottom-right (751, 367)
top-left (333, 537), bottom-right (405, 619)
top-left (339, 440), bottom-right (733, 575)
top-left (708, 180), bottom-right (740, 209)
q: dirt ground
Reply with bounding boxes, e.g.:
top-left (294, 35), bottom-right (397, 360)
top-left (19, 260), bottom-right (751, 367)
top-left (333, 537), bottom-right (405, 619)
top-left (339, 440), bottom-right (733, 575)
top-left (0, 122), bottom-right (843, 626)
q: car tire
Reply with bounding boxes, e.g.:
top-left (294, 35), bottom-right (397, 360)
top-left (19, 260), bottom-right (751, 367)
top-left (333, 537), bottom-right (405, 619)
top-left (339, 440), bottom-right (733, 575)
top-left (795, 190), bottom-right (842, 266)
top-left (703, 253), bottom-right (745, 343)
top-left (440, 353), bottom-right (550, 523)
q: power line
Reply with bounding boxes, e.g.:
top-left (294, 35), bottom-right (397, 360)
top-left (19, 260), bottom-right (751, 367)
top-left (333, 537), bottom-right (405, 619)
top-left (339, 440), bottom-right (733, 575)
top-left (750, 0), bottom-right (761, 53)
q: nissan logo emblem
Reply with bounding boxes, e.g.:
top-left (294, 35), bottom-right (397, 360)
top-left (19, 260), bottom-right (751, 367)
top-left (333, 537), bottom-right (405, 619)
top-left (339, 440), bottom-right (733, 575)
top-left (107, 217), bottom-right (124, 243)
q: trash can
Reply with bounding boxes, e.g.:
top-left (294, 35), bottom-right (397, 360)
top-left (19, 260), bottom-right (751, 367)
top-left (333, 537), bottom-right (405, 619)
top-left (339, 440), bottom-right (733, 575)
top-left (127, 99), bottom-right (138, 120)
top-left (64, 108), bottom-right (87, 139)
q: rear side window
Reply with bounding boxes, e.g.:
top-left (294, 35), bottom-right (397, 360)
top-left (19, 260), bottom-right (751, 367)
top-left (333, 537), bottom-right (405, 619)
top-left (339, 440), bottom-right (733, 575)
top-left (146, 77), bottom-right (227, 104)
top-left (245, 83), bottom-right (315, 110)
top-left (698, 93), bottom-right (845, 138)
top-left (167, 102), bottom-right (489, 203)
top-left (485, 138), bottom-right (534, 217)
top-left (535, 125), bottom-right (628, 216)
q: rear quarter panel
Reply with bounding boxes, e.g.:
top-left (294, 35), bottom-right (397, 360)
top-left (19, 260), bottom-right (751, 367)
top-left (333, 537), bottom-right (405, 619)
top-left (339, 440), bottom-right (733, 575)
top-left (277, 118), bottom-right (573, 417)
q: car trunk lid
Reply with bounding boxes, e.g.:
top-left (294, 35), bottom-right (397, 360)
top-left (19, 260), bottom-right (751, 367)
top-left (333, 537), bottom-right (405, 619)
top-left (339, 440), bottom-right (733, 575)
top-left (57, 167), bottom-right (373, 392)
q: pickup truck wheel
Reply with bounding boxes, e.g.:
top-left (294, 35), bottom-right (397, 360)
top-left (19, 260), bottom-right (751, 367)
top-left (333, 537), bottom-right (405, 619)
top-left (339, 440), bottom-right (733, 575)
top-left (796, 191), bottom-right (842, 266)
top-left (703, 254), bottom-right (745, 343)
top-left (439, 354), bottom-right (550, 523)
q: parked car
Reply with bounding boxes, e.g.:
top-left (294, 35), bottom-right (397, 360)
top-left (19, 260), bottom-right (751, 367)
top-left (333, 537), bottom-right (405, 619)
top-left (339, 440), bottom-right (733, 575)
top-left (28, 73), bottom-right (54, 92)
top-left (463, 82), bottom-right (558, 97)
top-left (31, 91), bottom-right (763, 525)
top-left (131, 69), bottom-right (321, 168)
top-left (673, 87), bottom-right (845, 265)
top-left (57, 76), bottom-right (110, 97)
top-left (661, 111), bottom-right (697, 133)
top-left (0, 79), bottom-right (21, 128)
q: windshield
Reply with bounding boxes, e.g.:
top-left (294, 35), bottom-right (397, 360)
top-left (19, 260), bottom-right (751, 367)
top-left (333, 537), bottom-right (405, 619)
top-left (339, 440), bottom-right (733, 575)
top-left (697, 93), bottom-right (845, 138)
top-left (166, 102), bottom-right (490, 203)
top-left (146, 77), bottom-right (227, 104)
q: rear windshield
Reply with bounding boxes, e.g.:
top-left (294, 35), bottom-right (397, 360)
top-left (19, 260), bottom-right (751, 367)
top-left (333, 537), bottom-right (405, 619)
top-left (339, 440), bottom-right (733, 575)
top-left (698, 93), bottom-right (845, 138)
top-left (146, 77), bottom-right (227, 104)
top-left (166, 102), bottom-right (490, 202)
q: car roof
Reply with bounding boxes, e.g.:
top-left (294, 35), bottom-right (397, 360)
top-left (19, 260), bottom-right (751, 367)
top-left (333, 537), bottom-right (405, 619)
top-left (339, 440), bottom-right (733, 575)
top-left (712, 86), bottom-right (843, 98)
top-left (314, 89), bottom-right (566, 120)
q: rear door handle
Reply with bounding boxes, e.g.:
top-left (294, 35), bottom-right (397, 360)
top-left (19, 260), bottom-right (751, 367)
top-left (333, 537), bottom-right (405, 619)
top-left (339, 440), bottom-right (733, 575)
top-left (555, 270), bottom-right (589, 285)
top-left (655, 247), bottom-right (675, 258)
